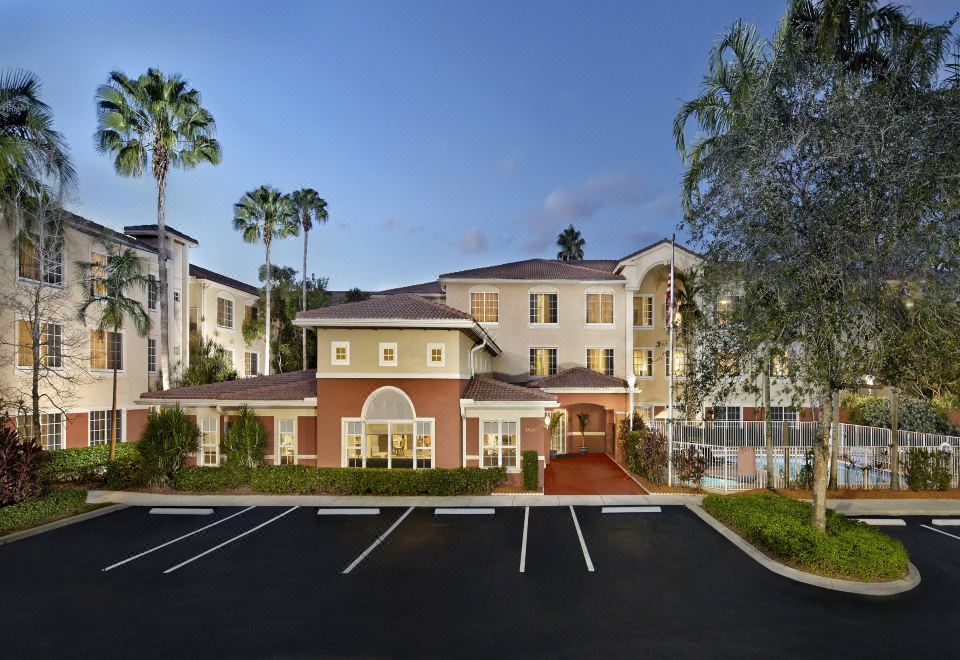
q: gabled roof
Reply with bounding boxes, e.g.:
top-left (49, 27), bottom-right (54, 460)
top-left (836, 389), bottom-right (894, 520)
top-left (618, 238), bottom-right (701, 264)
top-left (140, 369), bottom-right (316, 402)
top-left (463, 376), bottom-right (556, 402)
top-left (65, 212), bottom-right (158, 255)
top-left (297, 293), bottom-right (472, 321)
top-left (440, 258), bottom-right (625, 282)
top-left (190, 264), bottom-right (259, 297)
top-left (124, 224), bottom-right (199, 246)
top-left (528, 367), bottom-right (628, 390)
top-left (375, 280), bottom-right (444, 296)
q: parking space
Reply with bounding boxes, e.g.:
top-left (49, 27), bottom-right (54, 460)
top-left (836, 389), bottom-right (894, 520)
top-left (4, 506), bottom-right (960, 658)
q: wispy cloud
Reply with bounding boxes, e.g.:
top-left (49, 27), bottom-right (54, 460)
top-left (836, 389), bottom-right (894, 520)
top-left (458, 228), bottom-right (490, 254)
top-left (379, 217), bottom-right (397, 231)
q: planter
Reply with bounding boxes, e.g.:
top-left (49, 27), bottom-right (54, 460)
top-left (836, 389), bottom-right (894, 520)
top-left (579, 446), bottom-right (589, 455)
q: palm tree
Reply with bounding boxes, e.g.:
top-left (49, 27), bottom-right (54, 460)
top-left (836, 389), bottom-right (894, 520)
top-left (0, 69), bottom-right (74, 211)
top-left (576, 412), bottom-right (590, 452)
top-left (556, 225), bottom-right (585, 261)
top-left (77, 244), bottom-right (150, 461)
top-left (672, 267), bottom-right (704, 420)
top-left (233, 186), bottom-right (298, 376)
top-left (289, 188), bottom-right (328, 370)
top-left (95, 68), bottom-right (221, 390)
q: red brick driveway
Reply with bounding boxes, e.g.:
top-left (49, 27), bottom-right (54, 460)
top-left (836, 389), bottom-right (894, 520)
top-left (544, 453), bottom-right (648, 495)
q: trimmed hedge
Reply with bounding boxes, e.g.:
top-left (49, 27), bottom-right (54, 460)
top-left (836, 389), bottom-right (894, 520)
top-left (703, 492), bottom-right (908, 581)
top-left (173, 466), bottom-right (251, 492)
top-left (522, 450), bottom-right (539, 491)
top-left (0, 488), bottom-right (90, 535)
top-left (251, 465), bottom-right (507, 496)
top-left (104, 454), bottom-right (144, 490)
top-left (40, 444), bottom-right (137, 483)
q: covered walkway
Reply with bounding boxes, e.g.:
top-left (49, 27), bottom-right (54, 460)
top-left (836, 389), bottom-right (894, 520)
top-left (544, 453), bottom-right (648, 495)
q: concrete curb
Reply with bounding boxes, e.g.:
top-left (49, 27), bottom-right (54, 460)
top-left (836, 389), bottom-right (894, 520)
top-left (0, 504), bottom-right (128, 546)
top-left (687, 504), bottom-right (921, 597)
top-left (87, 490), bottom-right (703, 508)
top-left (828, 499), bottom-right (960, 516)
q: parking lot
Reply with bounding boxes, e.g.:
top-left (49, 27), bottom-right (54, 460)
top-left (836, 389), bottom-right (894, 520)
top-left (4, 505), bottom-right (960, 658)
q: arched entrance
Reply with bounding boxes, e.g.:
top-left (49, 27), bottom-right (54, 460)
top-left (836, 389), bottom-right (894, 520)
top-left (343, 387), bottom-right (434, 469)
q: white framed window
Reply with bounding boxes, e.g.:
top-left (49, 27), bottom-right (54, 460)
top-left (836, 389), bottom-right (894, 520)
top-left (633, 294), bottom-right (654, 327)
top-left (199, 418), bottom-right (219, 465)
top-left (18, 234), bottom-right (63, 286)
top-left (529, 291), bottom-right (558, 325)
top-left (470, 290), bottom-right (499, 323)
top-left (88, 252), bottom-right (108, 297)
top-left (147, 337), bottom-right (157, 373)
top-left (415, 420), bottom-right (433, 469)
top-left (90, 330), bottom-right (123, 371)
top-left (482, 420), bottom-right (519, 470)
top-left (770, 352), bottom-right (790, 377)
top-left (331, 341), bottom-right (350, 365)
top-left (633, 403), bottom-right (655, 423)
top-left (89, 409), bottom-right (123, 446)
top-left (16, 319), bottom-right (63, 369)
top-left (665, 349), bottom-right (687, 378)
top-left (427, 343), bottom-right (445, 367)
top-left (712, 406), bottom-right (741, 422)
top-left (17, 413), bottom-right (64, 450)
top-left (379, 342), bottom-right (398, 367)
top-left (216, 296), bottom-right (234, 328)
top-left (147, 274), bottom-right (158, 311)
top-left (343, 418), bottom-right (435, 469)
top-left (278, 419), bottom-right (296, 465)
top-left (585, 291), bottom-right (614, 325)
top-left (529, 347), bottom-right (557, 376)
top-left (633, 348), bottom-right (654, 379)
top-left (223, 347), bottom-right (234, 368)
top-left (771, 406), bottom-right (799, 423)
top-left (586, 347), bottom-right (615, 376)
top-left (245, 351), bottom-right (259, 376)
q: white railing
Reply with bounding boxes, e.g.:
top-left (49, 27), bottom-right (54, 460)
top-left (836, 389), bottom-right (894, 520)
top-left (639, 419), bottom-right (960, 492)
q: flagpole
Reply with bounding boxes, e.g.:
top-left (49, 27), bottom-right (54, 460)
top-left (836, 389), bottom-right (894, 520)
top-left (668, 234), bottom-right (676, 486)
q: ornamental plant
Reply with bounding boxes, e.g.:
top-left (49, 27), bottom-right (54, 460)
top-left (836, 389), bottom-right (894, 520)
top-left (136, 406), bottom-right (200, 487)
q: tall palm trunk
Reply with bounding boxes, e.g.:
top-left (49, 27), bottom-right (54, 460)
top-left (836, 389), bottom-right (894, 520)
top-left (264, 237), bottom-right (272, 376)
top-left (155, 167), bottom-right (171, 390)
top-left (889, 387), bottom-right (900, 491)
top-left (811, 386), bottom-right (834, 531)
top-left (762, 365), bottom-right (774, 489)
top-left (301, 227), bottom-right (308, 371)
top-left (110, 346), bottom-right (119, 462)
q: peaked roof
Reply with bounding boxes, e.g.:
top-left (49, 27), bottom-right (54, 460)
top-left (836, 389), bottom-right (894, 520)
top-left (463, 376), bottom-right (556, 402)
top-left (124, 224), bottom-right (199, 246)
top-left (190, 264), bottom-right (259, 296)
top-left (65, 211), bottom-right (158, 255)
top-left (528, 367), bottom-right (628, 390)
top-left (297, 293), bottom-right (472, 321)
top-left (375, 280), bottom-right (444, 296)
top-left (140, 369), bottom-right (316, 402)
top-left (618, 238), bottom-right (701, 264)
top-left (440, 258), bottom-right (624, 282)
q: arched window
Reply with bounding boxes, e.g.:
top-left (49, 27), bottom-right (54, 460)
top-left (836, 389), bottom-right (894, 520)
top-left (344, 387), bottom-right (434, 469)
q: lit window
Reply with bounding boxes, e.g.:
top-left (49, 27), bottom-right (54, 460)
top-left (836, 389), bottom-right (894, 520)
top-left (482, 420), bottom-right (518, 469)
top-left (331, 341), bottom-right (350, 365)
top-left (17, 413), bottom-right (64, 450)
top-left (278, 419), bottom-right (296, 465)
top-left (529, 347), bottom-right (557, 376)
top-left (529, 292), bottom-right (558, 324)
top-left (90, 330), bottom-right (122, 370)
top-left (665, 349), bottom-right (687, 378)
top-left (379, 342), bottom-right (397, 367)
top-left (633, 348), bottom-right (653, 378)
top-left (586, 293), bottom-right (614, 324)
top-left (470, 291), bottom-right (499, 323)
top-left (17, 320), bottom-right (62, 368)
top-left (18, 235), bottom-right (62, 285)
top-left (415, 420), bottom-right (433, 469)
top-left (89, 252), bottom-right (108, 297)
top-left (244, 305), bottom-right (258, 325)
top-left (427, 343), bottom-right (445, 367)
top-left (633, 295), bottom-right (654, 327)
top-left (770, 353), bottom-right (790, 377)
top-left (199, 418), bottom-right (219, 465)
top-left (89, 409), bottom-right (123, 445)
top-left (147, 275), bottom-right (158, 310)
top-left (346, 420), bottom-right (364, 467)
top-left (586, 348), bottom-right (614, 376)
top-left (245, 352), bottom-right (259, 376)
top-left (716, 294), bottom-right (740, 324)
top-left (217, 297), bottom-right (234, 328)
top-left (147, 338), bottom-right (156, 373)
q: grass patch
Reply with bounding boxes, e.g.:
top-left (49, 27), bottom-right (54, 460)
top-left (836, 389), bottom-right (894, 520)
top-left (702, 492), bottom-right (909, 581)
top-left (0, 488), bottom-right (107, 536)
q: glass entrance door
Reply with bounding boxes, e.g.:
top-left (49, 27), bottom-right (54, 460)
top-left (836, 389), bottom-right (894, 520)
top-left (550, 412), bottom-right (566, 454)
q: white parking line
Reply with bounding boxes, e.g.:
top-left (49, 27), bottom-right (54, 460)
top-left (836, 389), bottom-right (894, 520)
top-left (569, 506), bottom-right (595, 573)
top-left (149, 508), bottom-right (214, 515)
top-left (317, 508), bottom-right (380, 516)
top-left (342, 506), bottom-right (415, 575)
top-left (921, 524), bottom-right (960, 542)
top-left (102, 506), bottom-right (256, 572)
top-left (856, 518), bottom-right (906, 526)
top-left (931, 519), bottom-right (960, 526)
top-left (601, 506), bottom-right (661, 514)
top-left (435, 508), bottom-right (495, 515)
top-left (519, 506), bottom-right (529, 573)
top-left (163, 507), bottom-right (299, 574)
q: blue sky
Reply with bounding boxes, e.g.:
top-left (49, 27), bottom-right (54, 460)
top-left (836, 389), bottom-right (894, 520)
top-left (4, 0), bottom-right (957, 290)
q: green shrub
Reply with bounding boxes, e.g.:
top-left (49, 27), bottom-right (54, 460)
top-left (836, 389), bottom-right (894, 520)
top-left (104, 453), bottom-right (144, 490)
top-left (618, 417), bottom-right (668, 484)
top-left (137, 406), bottom-right (201, 487)
top-left (522, 450), bottom-right (539, 491)
top-left (703, 492), bottom-right (909, 581)
top-left (0, 426), bottom-right (48, 505)
top-left (250, 466), bottom-right (507, 496)
top-left (40, 443), bottom-right (138, 483)
top-left (903, 447), bottom-right (952, 491)
top-left (173, 466), bottom-right (251, 492)
top-left (845, 394), bottom-right (954, 434)
top-left (674, 444), bottom-right (707, 487)
top-left (0, 488), bottom-right (89, 535)
top-left (220, 406), bottom-right (267, 469)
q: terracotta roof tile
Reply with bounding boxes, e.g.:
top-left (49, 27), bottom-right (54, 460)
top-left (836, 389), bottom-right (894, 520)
top-left (297, 293), bottom-right (472, 321)
top-left (141, 369), bottom-right (316, 402)
top-left (463, 376), bottom-right (556, 402)
top-left (440, 258), bottom-right (625, 281)
top-left (528, 367), bottom-right (628, 389)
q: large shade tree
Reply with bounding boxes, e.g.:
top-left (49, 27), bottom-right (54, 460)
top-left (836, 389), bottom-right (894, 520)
top-left (233, 187), bottom-right (299, 376)
top-left (289, 188), bottom-right (328, 370)
top-left (95, 68), bottom-right (221, 390)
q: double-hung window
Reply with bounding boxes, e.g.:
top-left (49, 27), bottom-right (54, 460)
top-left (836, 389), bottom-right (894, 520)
top-left (770, 352), bottom-right (790, 377)
top-left (89, 409), bottom-right (123, 446)
top-left (633, 295), bottom-right (654, 327)
top-left (633, 348), bottom-right (653, 379)
top-left (713, 406), bottom-right (741, 422)
top-left (586, 348), bottom-right (614, 376)
top-left (217, 296), bottom-right (234, 328)
top-left (482, 420), bottom-right (518, 469)
top-left (17, 320), bottom-right (62, 368)
top-left (665, 349), bottom-right (686, 378)
top-left (199, 418), bottom-right (219, 465)
top-left (147, 274), bottom-right (158, 311)
top-left (470, 291), bottom-right (499, 323)
top-left (147, 338), bottom-right (157, 373)
top-left (586, 293), bottom-right (614, 325)
top-left (89, 252), bottom-right (108, 297)
top-left (17, 413), bottom-right (64, 450)
top-left (770, 406), bottom-right (799, 424)
top-left (278, 419), bottom-right (296, 465)
top-left (18, 235), bottom-right (63, 285)
top-left (529, 347), bottom-right (557, 376)
top-left (90, 330), bottom-right (122, 371)
top-left (245, 351), bottom-right (259, 376)
top-left (529, 292), bottom-right (558, 325)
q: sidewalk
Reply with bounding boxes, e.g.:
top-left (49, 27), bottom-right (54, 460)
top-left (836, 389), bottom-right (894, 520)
top-left (827, 499), bottom-right (960, 516)
top-left (87, 490), bottom-right (702, 508)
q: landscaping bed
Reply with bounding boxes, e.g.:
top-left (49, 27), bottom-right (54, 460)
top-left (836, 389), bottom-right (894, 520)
top-left (772, 488), bottom-right (960, 500)
top-left (702, 492), bottom-right (909, 582)
top-left (0, 488), bottom-right (108, 536)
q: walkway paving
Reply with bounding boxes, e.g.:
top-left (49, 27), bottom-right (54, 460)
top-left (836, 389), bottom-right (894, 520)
top-left (543, 453), bottom-right (648, 495)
